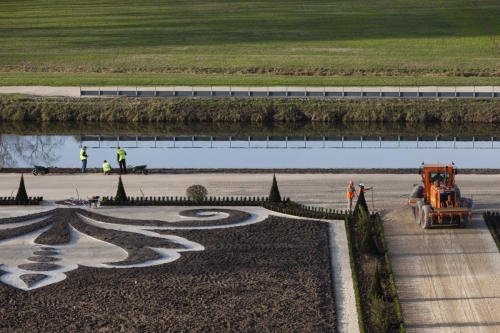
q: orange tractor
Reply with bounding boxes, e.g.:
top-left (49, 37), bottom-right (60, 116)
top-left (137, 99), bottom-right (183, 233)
top-left (406, 162), bottom-right (473, 229)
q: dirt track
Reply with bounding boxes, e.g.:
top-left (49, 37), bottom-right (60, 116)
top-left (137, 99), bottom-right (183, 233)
top-left (383, 205), bottom-right (500, 332)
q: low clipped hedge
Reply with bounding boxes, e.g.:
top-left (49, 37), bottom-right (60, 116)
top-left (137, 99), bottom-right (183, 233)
top-left (0, 196), bottom-right (43, 205)
top-left (344, 216), bottom-right (365, 332)
top-left (483, 211), bottom-right (500, 251)
top-left (100, 195), bottom-right (268, 206)
top-left (375, 213), bottom-right (406, 333)
top-left (263, 200), bottom-right (355, 220)
top-left (344, 211), bottom-right (405, 332)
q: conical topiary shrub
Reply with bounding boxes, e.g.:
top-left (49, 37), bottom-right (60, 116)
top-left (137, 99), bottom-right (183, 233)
top-left (115, 175), bottom-right (128, 204)
top-left (360, 225), bottom-right (378, 255)
top-left (354, 190), bottom-right (369, 217)
top-left (15, 174), bottom-right (29, 204)
top-left (369, 266), bottom-right (384, 300)
top-left (268, 174), bottom-right (281, 202)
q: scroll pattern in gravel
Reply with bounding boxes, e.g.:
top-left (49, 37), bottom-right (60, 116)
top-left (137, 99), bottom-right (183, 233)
top-left (1, 215), bottom-right (336, 332)
top-left (71, 211), bottom-right (185, 265)
top-left (0, 218), bottom-right (55, 242)
top-left (34, 218), bottom-right (71, 245)
top-left (78, 208), bottom-right (251, 227)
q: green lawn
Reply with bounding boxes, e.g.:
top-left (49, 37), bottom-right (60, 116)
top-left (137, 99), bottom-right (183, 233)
top-left (1, 0), bottom-right (499, 86)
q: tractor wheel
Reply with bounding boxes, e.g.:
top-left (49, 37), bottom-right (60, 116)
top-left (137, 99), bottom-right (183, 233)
top-left (458, 216), bottom-right (469, 228)
top-left (143, 169), bottom-right (149, 175)
top-left (32, 169), bottom-right (38, 176)
top-left (411, 185), bottom-right (424, 199)
top-left (421, 205), bottom-right (432, 229)
top-left (415, 201), bottom-right (423, 225)
top-left (454, 186), bottom-right (461, 199)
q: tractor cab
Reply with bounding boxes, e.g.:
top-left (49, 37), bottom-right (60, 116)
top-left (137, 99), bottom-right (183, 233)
top-left (418, 163), bottom-right (456, 203)
top-left (407, 162), bottom-right (473, 229)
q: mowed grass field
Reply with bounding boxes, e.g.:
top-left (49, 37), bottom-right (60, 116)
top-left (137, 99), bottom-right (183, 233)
top-left (0, 0), bottom-right (499, 86)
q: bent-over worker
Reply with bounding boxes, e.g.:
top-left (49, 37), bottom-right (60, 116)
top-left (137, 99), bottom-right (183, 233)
top-left (103, 160), bottom-right (111, 175)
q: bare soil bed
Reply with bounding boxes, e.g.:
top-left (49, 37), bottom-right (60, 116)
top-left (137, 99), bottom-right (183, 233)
top-left (0, 209), bottom-right (336, 332)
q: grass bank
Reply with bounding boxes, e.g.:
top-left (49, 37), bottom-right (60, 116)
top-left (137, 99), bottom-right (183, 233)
top-left (0, 0), bottom-right (499, 86)
top-left (1, 97), bottom-right (500, 124)
top-left (2, 73), bottom-right (500, 87)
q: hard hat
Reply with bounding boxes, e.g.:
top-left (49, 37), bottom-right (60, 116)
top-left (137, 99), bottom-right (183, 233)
top-left (359, 183), bottom-right (365, 187)
top-left (349, 181), bottom-right (354, 185)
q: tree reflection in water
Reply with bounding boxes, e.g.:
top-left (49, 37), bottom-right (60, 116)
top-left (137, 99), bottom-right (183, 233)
top-left (0, 135), bottom-right (64, 168)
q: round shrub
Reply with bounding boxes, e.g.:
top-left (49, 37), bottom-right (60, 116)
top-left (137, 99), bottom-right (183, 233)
top-left (186, 185), bottom-right (208, 203)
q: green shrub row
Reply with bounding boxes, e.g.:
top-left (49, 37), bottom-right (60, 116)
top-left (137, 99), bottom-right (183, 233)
top-left (344, 216), bottom-right (365, 333)
top-left (483, 211), bottom-right (500, 251)
top-left (100, 195), bottom-right (267, 206)
top-left (375, 213), bottom-right (406, 333)
top-left (0, 196), bottom-right (43, 205)
top-left (263, 200), bottom-right (356, 220)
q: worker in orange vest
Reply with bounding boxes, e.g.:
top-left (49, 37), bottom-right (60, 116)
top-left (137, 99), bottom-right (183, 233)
top-left (346, 180), bottom-right (357, 210)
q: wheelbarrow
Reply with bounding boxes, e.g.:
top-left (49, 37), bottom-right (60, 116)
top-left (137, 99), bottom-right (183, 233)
top-left (87, 196), bottom-right (100, 209)
top-left (127, 165), bottom-right (149, 175)
top-left (32, 165), bottom-right (50, 176)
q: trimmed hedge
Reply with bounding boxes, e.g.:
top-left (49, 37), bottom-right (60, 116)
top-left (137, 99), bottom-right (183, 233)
top-left (483, 211), bottom-right (500, 251)
top-left (375, 213), bottom-right (406, 333)
top-left (0, 196), bottom-right (43, 205)
top-left (100, 195), bottom-right (267, 206)
top-left (263, 200), bottom-right (355, 220)
top-left (344, 216), bottom-right (365, 332)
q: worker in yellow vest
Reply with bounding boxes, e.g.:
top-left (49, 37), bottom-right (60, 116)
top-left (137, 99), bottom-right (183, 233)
top-left (102, 160), bottom-right (111, 175)
top-left (346, 180), bottom-right (357, 210)
top-left (117, 147), bottom-right (127, 174)
top-left (80, 146), bottom-right (88, 173)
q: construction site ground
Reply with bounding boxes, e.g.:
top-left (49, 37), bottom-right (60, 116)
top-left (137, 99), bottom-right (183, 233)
top-left (2, 172), bottom-right (500, 332)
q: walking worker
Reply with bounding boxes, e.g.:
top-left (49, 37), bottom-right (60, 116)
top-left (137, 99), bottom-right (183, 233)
top-left (80, 146), bottom-right (88, 173)
top-left (346, 180), bottom-right (357, 210)
top-left (117, 147), bottom-right (127, 175)
top-left (103, 160), bottom-right (111, 175)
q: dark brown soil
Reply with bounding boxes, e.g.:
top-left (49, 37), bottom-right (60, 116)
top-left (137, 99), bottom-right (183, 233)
top-left (27, 256), bottom-right (59, 263)
top-left (0, 211), bottom-right (54, 225)
top-left (17, 263), bottom-right (60, 271)
top-left (19, 274), bottom-right (48, 288)
top-left (2, 167), bottom-right (500, 174)
top-left (0, 211), bottom-right (336, 333)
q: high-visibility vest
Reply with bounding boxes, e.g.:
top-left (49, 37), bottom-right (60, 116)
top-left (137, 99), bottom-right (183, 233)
top-left (103, 162), bottom-right (111, 172)
top-left (346, 185), bottom-right (355, 198)
top-left (118, 149), bottom-right (126, 161)
top-left (80, 149), bottom-right (87, 160)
